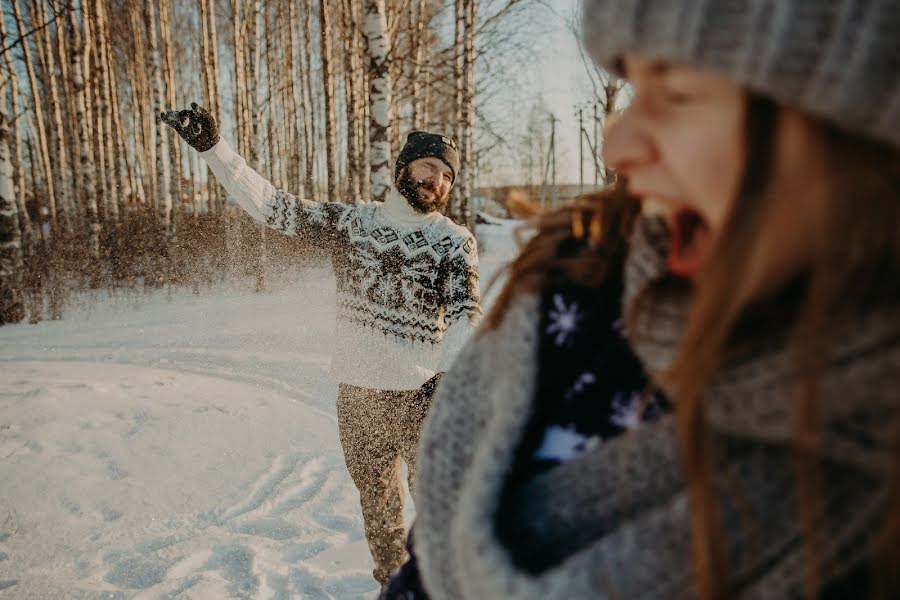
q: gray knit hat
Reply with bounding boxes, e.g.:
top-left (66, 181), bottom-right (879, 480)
top-left (582, 0), bottom-right (900, 149)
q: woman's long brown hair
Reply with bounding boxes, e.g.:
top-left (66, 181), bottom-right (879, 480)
top-left (665, 95), bottom-right (900, 599)
top-left (484, 182), bottom-right (641, 331)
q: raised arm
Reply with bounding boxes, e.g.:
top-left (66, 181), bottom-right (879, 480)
top-left (161, 104), bottom-right (350, 244)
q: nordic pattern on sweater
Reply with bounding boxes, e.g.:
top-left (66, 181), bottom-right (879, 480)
top-left (264, 189), bottom-right (481, 346)
top-left (200, 138), bottom-right (481, 390)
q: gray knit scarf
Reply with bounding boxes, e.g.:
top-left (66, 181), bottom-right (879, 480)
top-left (413, 216), bottom-right (899, 599)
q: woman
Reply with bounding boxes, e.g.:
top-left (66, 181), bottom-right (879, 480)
top-left (409, 0), bottom-right (900, 598)
top-left (382, 185), bottom-right (667, 598)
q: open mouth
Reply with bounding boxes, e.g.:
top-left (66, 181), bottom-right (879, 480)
top-left (666, 209), bottom-right (711, 278)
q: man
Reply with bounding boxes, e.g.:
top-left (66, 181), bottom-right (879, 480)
top-left (161, 104), bottom-right (482, 586)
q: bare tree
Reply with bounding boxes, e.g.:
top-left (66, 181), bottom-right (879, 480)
top-left (13, 0), bottom-right (57, 229)
top-left (69, 0), bottom-right (100, 258)
top-left (318, 0), bottom-right (337, 198)
top-left (363, 0), bottom-right (392, 203)
top-left (458, 0), bottom-right (478, 230)
top-left (34, 0), bottom-right (73, 227)
top-left (159, 0), bottom-right (183, 224)
top-left (339, 0), bottom-right (361, 199)
top-left (199, 0), bottom-right (222, 212)
top-left (0, 13), bottom-right (32, 246)
top-left (0, 76), bottom-right (25, 324)
top-left (286, 0), bottom-right (302, 192)
top-left (104, 0), bottom-right (131, 217)
top-left (300, 0), bottom-right (316, 199)
top-left (147, 0), bottom-right (173, 232)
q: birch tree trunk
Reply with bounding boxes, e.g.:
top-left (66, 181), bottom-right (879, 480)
top-left (69, 0), bottom-right (101, 258)
top-left (359, 43), bottom-right (370, 199)
top-left (105, 5), bottom-right (130, 217)
top-left (229, 0), bottom-right (246, 156)
top-left (87, 0), bottom-right (110, 225)
top-left (300, 0), bottom-right (316, 200)
top-left (159, 0), bottom-right (182, 225)
top-left (318, 0), bottom-right (337, 199)
top-left (0, 15), bottom-right (32, 245)
top-left (147, 0), bottom-right (172, 232)
top-left (201, 0), bottom-right (222, 213)
top-left (246, 0), bottom-right (261, 167)
top-left (0, 77), bottom-right (26, 325)
top-left (277, 0), bottom-right (291, 189)
top-left (339, 0), bottom-right (360, 199)
top-left (410, 0), bottom-right (428, 129)
top-left (130, 1), bottom-right (154, 207)
top-left (286, 0), bottom-right (302, 193)
top-left (264, 0), bottom-right (277, 183)
top-left (363, 0), bottom-right (392, 203)
top-left (450, 0), bottom-right (464, 222)
top-left (82, 1), bottom-right (105, 227)
top-left (13, 0), bottom-right (57, 229)
top-left (459, 0), bottom-right (477, 230)
top-left (34, 0), bottom-right (73, 228)
top-left (60, 1), bottom-right (83, 219)
top-left (245, 0), bottom-right (267, 293)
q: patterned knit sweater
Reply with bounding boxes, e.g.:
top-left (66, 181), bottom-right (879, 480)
top-left (202, 139), bottom-right (482, 390)
top-left (412, 217), bottom-right (899, 599)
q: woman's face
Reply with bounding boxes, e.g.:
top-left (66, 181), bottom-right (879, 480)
top-left (604, 55), bottom-right (827, 294)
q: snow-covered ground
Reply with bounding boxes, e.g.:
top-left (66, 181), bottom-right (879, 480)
top-left (0, 220), bottom-right (522, 600)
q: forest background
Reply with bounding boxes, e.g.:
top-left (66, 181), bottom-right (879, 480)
top-left (0, 0), bottom-right (621, 326)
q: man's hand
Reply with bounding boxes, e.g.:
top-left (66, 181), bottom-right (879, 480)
top-left (160, 102), bottom-right (219, 152)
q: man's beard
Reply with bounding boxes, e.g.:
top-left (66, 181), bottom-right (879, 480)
top-left (396, 169), bottom-right (450, 214)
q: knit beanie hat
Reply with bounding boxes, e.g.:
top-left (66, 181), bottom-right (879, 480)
top-left (581, 0), bottom-right (900, 149)
top-left (395, 131), bottom-right (461, 183)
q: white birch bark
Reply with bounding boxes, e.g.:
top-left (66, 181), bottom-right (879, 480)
top-left (159, 0), bottom-right (182, 223)
top-left (146, 0), bottom-right (172, 231)
top-left (339, 0), bottom-right (360, 199)
top-left (230, 0), bottom-right (247, 159)
top-left (319, 0), bottom-right (337, 199)
top-left (0, 15), bottom-right (32, 244)
top-left (87, 0), bottom-right (110, 224)
top-left (201, 0), bottom-right (222, 212)
top-left (0, 76), bottom-right (26, 324)
top-left (459, 0), bottom-right (477, 230)
top-left (410, 0), bottom-right (427, 129)
top-left (300, 0), bottom-right (316, 199)
top-left (246, 0), bottom-right (267, 293)
top-left (59, 0), bottom-right (82, 217)
top-left (450, 0), bottom-right (464, 221)
top-left (363, 0), bottom-right (393, 202)
top-left (286, 0), bottom-right (302, 192)
top-left (104, 3), bottom-right (130, 216)
top-left (34, 0), bottom-right (73, 227)
top-left (264, 0), bottom-right (277, 183)
top-left (69, 0), bottom-right (101, 257)
top-left (13, 0), bottom-right (57, 228)
top-left (247, 0), bottom-right (261, 167)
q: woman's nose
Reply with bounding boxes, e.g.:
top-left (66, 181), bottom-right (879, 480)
top-left (602, 109), bottom-right (652, 175)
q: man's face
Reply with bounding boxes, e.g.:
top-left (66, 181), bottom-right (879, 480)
top-left (396, 157), bottom-right (454, 213)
